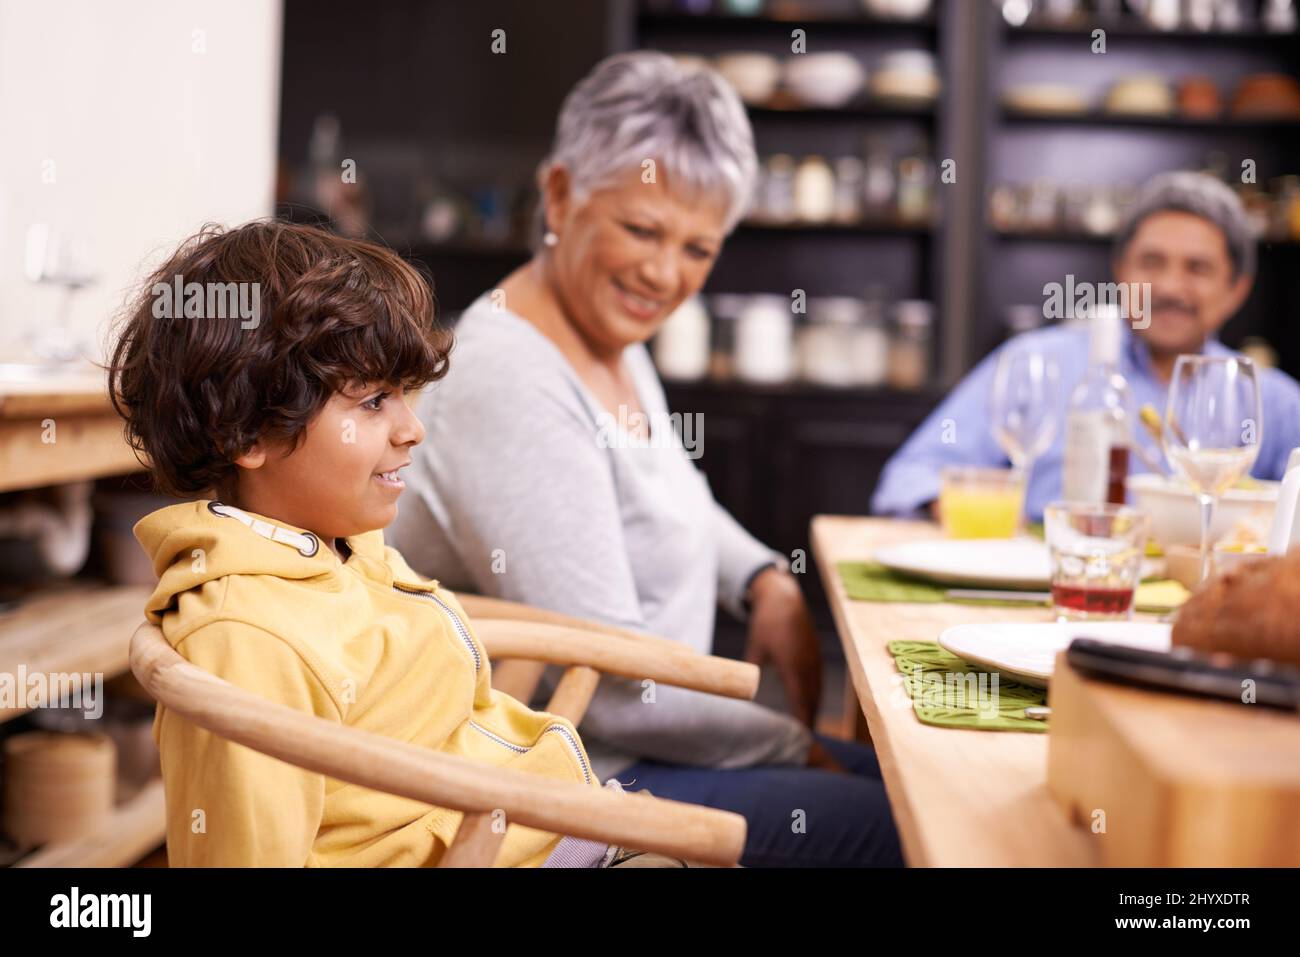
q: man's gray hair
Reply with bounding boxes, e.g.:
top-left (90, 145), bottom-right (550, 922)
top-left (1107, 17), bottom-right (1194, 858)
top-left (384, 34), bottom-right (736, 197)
top-left (1114, 171), bottom-right (1256, 278)
top-left (537, 51), bottom-right (757, 239)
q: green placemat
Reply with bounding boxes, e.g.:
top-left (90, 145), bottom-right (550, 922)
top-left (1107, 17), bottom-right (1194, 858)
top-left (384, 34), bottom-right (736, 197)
top-left (837, 561), bottom-right (1040, 606)
top-left (887, 640), bottom-right (1048, 732)
top-left (837, 561), bottom-right (1188, 613)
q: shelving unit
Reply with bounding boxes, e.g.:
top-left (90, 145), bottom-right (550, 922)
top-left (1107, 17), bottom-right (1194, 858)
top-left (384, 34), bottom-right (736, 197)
top-left (12, 779), bottom-right (166, 869)
top-left (0, 580), bottom-right (163, 869)
top-left (635, 10), bottom-right (938, 33)
top-left (1007, 16), bottom-right (1296, 41)
top-left (982, 6), bottom-right (1300, 371)
top-left (0, 582), bottom-right (152, 724)
top-left (748, 100), bottom-right (935, 119)
top-left (1000, 108), bottom-right (1300, 130)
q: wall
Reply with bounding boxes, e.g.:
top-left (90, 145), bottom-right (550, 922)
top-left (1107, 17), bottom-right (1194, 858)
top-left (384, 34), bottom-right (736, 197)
top-left (0, 0), bottom-right (283, 364)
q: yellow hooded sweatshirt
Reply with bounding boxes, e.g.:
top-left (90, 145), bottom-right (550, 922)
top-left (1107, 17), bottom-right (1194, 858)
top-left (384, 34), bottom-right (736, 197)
top-left (134, 500), bottom-right (598, 867)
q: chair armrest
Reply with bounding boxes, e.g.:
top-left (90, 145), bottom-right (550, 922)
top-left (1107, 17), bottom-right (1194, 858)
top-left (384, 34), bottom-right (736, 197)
top-left (130, 623), bottom-right (745, 866)
top-left (473, 620), bottom-right (758, 702)
top-left (455, 594), bottom-right (686, 654)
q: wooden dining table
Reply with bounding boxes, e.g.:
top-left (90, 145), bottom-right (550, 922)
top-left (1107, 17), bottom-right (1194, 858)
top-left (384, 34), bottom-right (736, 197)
top-left (811, 515), bottom-right (1103, 867)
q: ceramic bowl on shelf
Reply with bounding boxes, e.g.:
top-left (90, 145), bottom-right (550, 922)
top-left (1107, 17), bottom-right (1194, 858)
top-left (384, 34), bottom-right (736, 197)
top-left (861, 0), bottom-right (933, 20)
top-left (870, 50), bottom-right (940, 105)
top-left (1231, 73), bottom-right (1300, 119)
top-left (1177, 75), bottom-right (1223, 118)
top-left (714, 52), bottom-right (781, 106)
top-left (1003, 83), bottom-right (1091, 115)
top-left (1104, 74), bottom-right (1176, 117)
top-left (784, 52), bottom-right (866, 109)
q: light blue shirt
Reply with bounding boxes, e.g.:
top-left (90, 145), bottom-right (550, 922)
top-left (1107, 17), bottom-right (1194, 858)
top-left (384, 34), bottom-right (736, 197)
top-left (871, 323), bottom-right (1300, 520)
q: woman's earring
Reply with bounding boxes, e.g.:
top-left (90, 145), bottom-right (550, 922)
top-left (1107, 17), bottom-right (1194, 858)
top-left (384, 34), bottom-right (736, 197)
top-left (543, 231), bottom-right (559, 248)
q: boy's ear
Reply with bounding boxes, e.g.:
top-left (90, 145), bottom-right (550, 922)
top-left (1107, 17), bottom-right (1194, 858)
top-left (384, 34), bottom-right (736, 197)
top-left (233, 443), bottom-right (267, 470)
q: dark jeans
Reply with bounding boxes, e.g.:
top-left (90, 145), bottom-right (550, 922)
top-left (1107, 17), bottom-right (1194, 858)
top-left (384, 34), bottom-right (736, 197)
top-left (616, 732), bottom-right (904, 868)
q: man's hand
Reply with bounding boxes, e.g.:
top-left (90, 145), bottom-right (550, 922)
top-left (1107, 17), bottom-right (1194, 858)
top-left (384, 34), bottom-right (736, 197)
top-left (744, 566), bottom-right (822, 728)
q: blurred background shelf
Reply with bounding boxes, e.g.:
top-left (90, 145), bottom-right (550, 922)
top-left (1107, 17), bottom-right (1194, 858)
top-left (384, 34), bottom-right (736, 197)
top-left (11, 778), bottom-right (165, 868)
top-left (1001, 108), bottom-right (1300, 130)
top-left (0, 582), bottom-right (152, 724)
top-left (747, 100), bottom-right (936, 119)
top-left (636, 11), bottom-right (938, 33)
top-left (995, 226), bottom-right (1300, 246)
top-left (1005, 19), bottom-right (1299, 41)
top-left (737, 218), bottom-right (935, 236)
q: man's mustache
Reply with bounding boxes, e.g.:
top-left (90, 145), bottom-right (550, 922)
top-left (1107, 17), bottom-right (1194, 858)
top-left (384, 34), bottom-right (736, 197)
top-left (1150, 298), bottom-right (1197, 318)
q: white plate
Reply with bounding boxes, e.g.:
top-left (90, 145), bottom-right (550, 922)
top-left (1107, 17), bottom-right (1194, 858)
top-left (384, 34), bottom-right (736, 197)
top-left (875, 538), bottom-right (1158, 590)
top-left (875, 538), bottom-right (1053, 589)
top-left (937, 620), bottom-right (1172, 687)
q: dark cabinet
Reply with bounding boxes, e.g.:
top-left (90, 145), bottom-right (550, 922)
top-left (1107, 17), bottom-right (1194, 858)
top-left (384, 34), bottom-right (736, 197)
top-left (663, 379), bottom-right (939, 635)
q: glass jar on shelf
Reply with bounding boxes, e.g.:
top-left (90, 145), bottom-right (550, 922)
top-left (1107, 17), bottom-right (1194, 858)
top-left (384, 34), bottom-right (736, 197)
top-left (888, 300), bottom-right (933, 390)
top-left (833, 157), bottom-right (865, 224)
top-left (896, 155), bottom-right (934, 225)
top-left (988, 184), bottom-right (1022, 232)
top-left (862, 141), bottom-right (896, 221)
top-left (1082, 184), bottom-right (1120, 236)
top-left (735, 294), bottom-right (794, 384)
top-left (799, 297), bottom-right (864, 387)
top-left (757, 154), bottom-right (796, 224)
top-left (1024, 179), bottom-right (1060, 232)
top-left (708, 293), bottom-right (748, 381)
top-left (852, 290), bottom-right (890, 387)
top-left (794, 155), bottom-right (836, 223)
top-left (1061, 184), bottom-right (1091, 233)
top-left (652, 296), bottom-right (711, 381)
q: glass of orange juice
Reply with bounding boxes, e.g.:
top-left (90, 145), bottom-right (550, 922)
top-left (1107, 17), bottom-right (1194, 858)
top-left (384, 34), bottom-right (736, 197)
top-left (937, 466), bottom-right (1026, 539)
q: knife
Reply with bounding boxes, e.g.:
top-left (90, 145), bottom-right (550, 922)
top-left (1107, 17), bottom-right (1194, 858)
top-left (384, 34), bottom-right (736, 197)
top-left (945, 588), bottom-right (1050, 603)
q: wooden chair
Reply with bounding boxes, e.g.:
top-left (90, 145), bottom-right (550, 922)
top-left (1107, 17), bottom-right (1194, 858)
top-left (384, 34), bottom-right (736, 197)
top-left (129, 595), bottom-right (759, 867)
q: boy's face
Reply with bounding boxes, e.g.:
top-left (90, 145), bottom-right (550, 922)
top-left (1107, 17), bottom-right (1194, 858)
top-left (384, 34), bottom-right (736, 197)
top-left (232, 381), bottom-right (425, 547)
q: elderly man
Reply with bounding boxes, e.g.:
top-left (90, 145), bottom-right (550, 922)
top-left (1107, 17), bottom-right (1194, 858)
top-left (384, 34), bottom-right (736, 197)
top-left (872, 171), bottom-right (1300, 520)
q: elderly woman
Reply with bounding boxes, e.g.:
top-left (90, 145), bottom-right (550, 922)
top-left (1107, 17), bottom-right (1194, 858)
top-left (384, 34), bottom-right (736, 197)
top-left (389, 52), bottom-right (902, 867)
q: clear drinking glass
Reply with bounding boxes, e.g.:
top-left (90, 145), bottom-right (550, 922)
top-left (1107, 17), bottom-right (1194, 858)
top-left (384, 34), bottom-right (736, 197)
top-left (1163, 355), bottom-right (1263, 583)
top-left (990, 344), bottom-right (1061, 473)
top-left (1044, 502), bottom-right (1150, 621)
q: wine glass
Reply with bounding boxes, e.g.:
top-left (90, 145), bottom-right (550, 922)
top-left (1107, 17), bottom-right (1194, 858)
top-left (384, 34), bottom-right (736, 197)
top-left (989, 344), bottom-right (1062, 473)
top-left (1163, 355), bottom-right (1263, 583)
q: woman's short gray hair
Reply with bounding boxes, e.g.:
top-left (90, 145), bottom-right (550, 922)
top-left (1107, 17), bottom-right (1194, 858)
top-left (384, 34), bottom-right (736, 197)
top-left (1114, 171), bottom-right (1256, 278)
top-left (538, 51), bottom-right (757, 238)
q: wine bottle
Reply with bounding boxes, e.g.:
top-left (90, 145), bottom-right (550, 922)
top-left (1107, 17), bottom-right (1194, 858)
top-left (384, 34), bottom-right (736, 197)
top-left (1062, 307), bottom-right (1133, 504)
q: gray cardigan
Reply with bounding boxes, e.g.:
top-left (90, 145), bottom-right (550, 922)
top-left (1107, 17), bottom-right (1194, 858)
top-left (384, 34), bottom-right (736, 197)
top-left (387, 297), bottom-right (813, 781)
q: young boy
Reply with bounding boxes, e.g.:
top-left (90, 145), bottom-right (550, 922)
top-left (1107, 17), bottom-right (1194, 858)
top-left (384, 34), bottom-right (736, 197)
top-left (108, 221), bottom-right (614, 867)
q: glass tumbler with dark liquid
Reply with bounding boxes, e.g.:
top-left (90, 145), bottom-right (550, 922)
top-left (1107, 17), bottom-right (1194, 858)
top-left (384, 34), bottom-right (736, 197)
top-left (1044, 502), bottom-right (1150, 622)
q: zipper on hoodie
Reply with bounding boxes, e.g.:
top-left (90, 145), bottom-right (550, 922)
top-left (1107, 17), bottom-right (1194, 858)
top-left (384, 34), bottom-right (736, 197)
top-left (467, 720), bottom-right (593, 786)
top-left (392, 584), bottom-right (481, 673)
top-left (392, 583), bottom-right (592, 786)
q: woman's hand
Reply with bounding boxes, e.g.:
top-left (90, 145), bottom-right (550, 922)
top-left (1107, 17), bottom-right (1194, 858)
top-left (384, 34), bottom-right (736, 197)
top-left (743, 566), bottom-right (822, 728)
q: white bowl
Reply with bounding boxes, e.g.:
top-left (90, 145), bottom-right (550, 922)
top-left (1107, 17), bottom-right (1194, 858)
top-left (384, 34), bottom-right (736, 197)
top-left (784, 53), bottom-right (865, 109)
top-left (714, 52), bottom-right (781, 106)
top-left (1127, 473), bottom-right (1279, 548)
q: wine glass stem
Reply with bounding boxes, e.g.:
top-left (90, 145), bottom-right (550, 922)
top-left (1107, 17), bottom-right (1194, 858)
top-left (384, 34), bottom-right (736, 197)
top-left (1197, 492), bottom-right (1215, 583)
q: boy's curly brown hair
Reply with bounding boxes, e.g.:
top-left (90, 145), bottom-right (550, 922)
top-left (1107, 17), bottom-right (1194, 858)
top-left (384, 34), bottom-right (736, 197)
top-left (107, 220), bottom-right (452, 499)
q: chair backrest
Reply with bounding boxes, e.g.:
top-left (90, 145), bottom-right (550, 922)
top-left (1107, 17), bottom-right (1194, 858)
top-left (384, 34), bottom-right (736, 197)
top-left (130, 622), bottom-right (747, 866)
